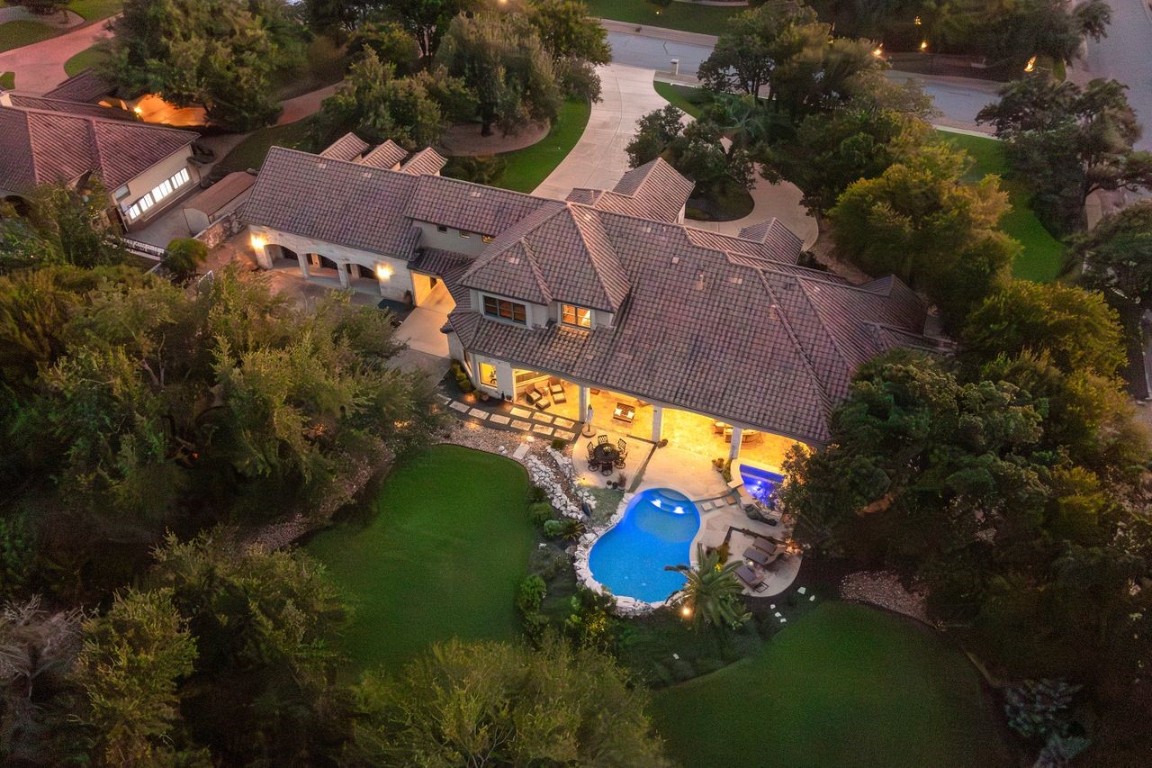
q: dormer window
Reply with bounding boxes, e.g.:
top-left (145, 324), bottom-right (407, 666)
top-left (482, 234), bottom-right (494, 243)
top-left (483, 296), bottom-right (526, 325)
top-left (561, 304), bottom-right (592, 329)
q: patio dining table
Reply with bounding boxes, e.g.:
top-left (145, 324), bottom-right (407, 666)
top-left (591, 442), bottom-right (619, 469)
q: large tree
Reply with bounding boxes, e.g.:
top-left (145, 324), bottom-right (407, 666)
top-left (434, 12), bottom-right (562, 136)
top-left (828, 141), bottom-right (1018, 328)
top-left (977, 77), bottom-right (1152, 234)
top-left (344, 636), bottom-right (672, 767)
top-left (101, 0), bottom-right (307, 130)
top-left (698, 0), bottom-right (819, 98)
top-left (1068, 200), bottom-right (1152, 314)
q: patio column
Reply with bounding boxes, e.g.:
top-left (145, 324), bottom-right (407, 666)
top-left (296, 251), bottom-right (311, 279)
top-left (578, 385), bottom-right (588, 415)
top-left (337, 262), bottom-right (351, 289)
top-left (728, 426), bottom-right (743, 460)
top-left (651, 405), bottom-right (663, 443)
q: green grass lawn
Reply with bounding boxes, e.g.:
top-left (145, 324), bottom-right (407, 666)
top-left (489, 98), bottom-right (592, 193)
top-left (652, 602), bottom-right (1011, 768)
top-left (941, 131), bottom-right (1065, 282)
top-left (68, 0), bottom-right (123, 21)
top-left (213, 118), bottom-right (316, 175)
top-left (306, 445), bottom-right (535, 670)
top-left (0, 71), bottom-right (13, 89)
top-left (63, 44), bottom-right (107, 77)
top-left (0, 20), bottom-right (56, 53)
top-left (586, 0), bottom-right (738, 36)
top-left (653, 80), bottom-right (711, 118)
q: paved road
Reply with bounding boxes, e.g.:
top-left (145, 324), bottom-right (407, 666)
top-left (1080, 0), bottom-right (1152, 151)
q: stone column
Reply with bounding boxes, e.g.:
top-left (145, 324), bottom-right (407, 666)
top-left (337, 261), bottom-right (350, 289)
top-left (651, 405), bottom-right (663, 443)
top-left (296, 251), bottom-right (310, 279)
top-left (728, 426), bottom-right (743, 460)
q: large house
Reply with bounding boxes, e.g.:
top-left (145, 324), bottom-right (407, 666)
top-left (0, 88), bottom-right (199, 230)
top-left (243, 138), bottom-right (945, 463)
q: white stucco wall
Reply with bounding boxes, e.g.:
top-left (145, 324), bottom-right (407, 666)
top-left (413, 221), bottom-right (488, 256)
top-left (119, 146), bottom-right (197, 228)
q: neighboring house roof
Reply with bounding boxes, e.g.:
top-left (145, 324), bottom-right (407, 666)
top-left (683, 226), bottom-right (801, 266)
top-left (447, 206), bottom-right (931, 445)
top-left (244, 147), bottom-right (422, 257)
top-left (398, 147), bottom-right (447, 175)
top-left (4, 93), bottom-right (133, 120)
top-left (0, 104), bottom-right (197, 196)
top-left (566, 158), bottom-right (695, 223)
top-left (357, 140), bottom-right (408, 169)
top-left (42, 69), bottom-right (115, 103)
top-left (462, 203), bottom-right (631, 311)
top-left (318, 132), bottom-right (370, 161)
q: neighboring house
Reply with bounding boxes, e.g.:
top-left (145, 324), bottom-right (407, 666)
top-left (0, 90), bottom-right (199, 231)
top-left (244, 138), bottom-right (946, 458)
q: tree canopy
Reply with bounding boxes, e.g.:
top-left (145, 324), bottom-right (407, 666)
top-left (1068, 200), bottom-right (1152, 312)
top-left (977, 77), bottom-right (1152, 234)
top-left (101, 0), bottom-right (308, 130)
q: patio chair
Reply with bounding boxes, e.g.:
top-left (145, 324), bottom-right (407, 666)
top-left (614, 455), bottom-right (626, 469)
top-left (533, 385), bottom-right (552, 410)
top-left (549, 379), bottom-right (567, 404)
top-left (586, 443), bottom-right (596, 460)
top-left (597, 435), bottom-right (609, 446)
top-left (736, 565), bottom-right (764, 591)
top-left (616, 438), bottom-right (627, 454)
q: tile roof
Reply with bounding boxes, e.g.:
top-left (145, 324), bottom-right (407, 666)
top-left (684, 226), bottom-right (801, 265)
top-left (41, 69), bottom-right (114, 103)
top-left (319, 132), bottom-right (370, 160)
top-left (184, 171), bottom-right (254, 216)
top-left (398, 147), bottom-right (447, 175)
top-left (462, 204), bottom-right (631, 311)
top-left (243, 147), bottom-right (421, 257)
top-left (404, 174), bottom-right (553, 236)
top-left (357, 140), bottom-right (408, 169)
top-left (738, 217), bottom-right (805, 254)
top-left (4, 93), bottom-right (133, 120)
top-left (566, 158), bottom-right (695, 223)
top-left (410, 248), bottom-right (473, 305)
top-left (0, 104), bottom-right (197, 195)
top-left (446, 206), bottom-right (930, 445)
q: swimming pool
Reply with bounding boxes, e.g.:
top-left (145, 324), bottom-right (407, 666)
top-left (739, 464), bottom-right (785, 506)
top-left (588, 488), bottom-right (701, 603)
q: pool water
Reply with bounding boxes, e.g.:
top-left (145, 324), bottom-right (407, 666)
top-left (740, 464), bottom-right (785, 506)
top-left (588, 488), bottom-right (701, 603)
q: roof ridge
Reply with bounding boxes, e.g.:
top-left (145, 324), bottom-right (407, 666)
top-left (519, 237), bottom-right (554, 303)
top-left (756, 272), bottom-right (837, 416)
top-left (10, 103), bottom-right (198, 138)
top-left (568, 205), bottom-right (622, 310)
top-left (88, 120), bottom-right (104, 183)
top-left (795, 278), bottom-right (863, 375)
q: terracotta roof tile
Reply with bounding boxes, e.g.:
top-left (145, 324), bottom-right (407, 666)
top-left (319, 132), bottom-right (370, 160)
top-left (0, 104), bottom-right (197, 195)
top-left (398, 147), bottom-right (447, 175)
top-left (243, 147), bottom-right (420, 257)
top-left (357, 140), bottom-right (408, 169)
top-left (404, 174), bottom-right (552, 236)
top-left (41, 69), bottom-right (114, 102)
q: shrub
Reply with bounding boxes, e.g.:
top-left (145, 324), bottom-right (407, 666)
top-left (517, 575), bottom-right (547, 615)
top-left (1004, 678), bottom-right (1081, 739)
top-left (550, 437), bottom-right (568, 451)
top-left (528, 501), bottom-right (555, 527)
top-left (443, 155), bottom-right (506, 185)
top-left (163, 237), bottom-right (208, 283)
top-left (543, 517), bottom-right (585, 542)
top-left (565, 587), bottom-right (616, 650)
top-left (527, 485), bottom-right (548, 503)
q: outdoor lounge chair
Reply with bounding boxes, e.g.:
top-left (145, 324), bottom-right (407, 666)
top-left (525, 389), bottom-right (543, 407)
top-left (532, 385), bottom-right (551, 410)
top-left (736, 565), bottom-right (765, 592)
top-left (549, 379), bottom-right (567, 404)
top-left (752, 536), bottom-right (781, 556)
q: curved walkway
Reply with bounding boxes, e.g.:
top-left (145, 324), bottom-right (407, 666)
top-left (0, 15), bottom-right (110, 94)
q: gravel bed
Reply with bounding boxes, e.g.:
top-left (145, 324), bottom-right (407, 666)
top-left (839, 570), bottom-right (930, 623)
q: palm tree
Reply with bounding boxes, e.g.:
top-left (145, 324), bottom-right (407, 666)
top-left (665, 546), bottom-right (750, 631)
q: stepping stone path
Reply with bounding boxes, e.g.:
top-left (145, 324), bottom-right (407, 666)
top-left (439, 392), bottom-right (585, 447)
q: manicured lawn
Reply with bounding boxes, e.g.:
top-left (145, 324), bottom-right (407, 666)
top-left (653, 80), bottom-right (710, 118)
top-left (306, 445), bottom-right (535, 670)
top-left (213, 118), bottom-right (316, 175)
top-left (587, 0), bottom-right (739, 36)
top-left (652, 602), bottom-right (1011, 768)
top-left (0, 20), bottom-right (56, 53)
top-left (490, 98), bottom-right (592, 193)
top-left (941, 131), bottom-right (1065, 282)
top-left (0, 71), bottom-right (13, 89)
top-left (63, 44), bottom-right (107, 77)
top-left (69, 0), bottom-right (123, 21)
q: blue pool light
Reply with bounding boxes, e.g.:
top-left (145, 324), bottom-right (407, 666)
top-left (588, 488), bottom-right (700, 602)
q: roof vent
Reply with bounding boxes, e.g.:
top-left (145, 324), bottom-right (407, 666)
top-left (670, 256), bottom-right (680, 265)
top-left (729, 276), bottom-right (744, 285)
top-left (694, 271), bottom-right (707, 291)
top-left (469, 190), bottom-right (482, 198)
top-left (316, 162), bottom-right (327, 169)
top-left (507, 256), bottom-right (520, 265)
top-left (769, 304), bottom-right (780, 320)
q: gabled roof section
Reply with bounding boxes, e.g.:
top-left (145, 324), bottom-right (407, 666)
top-left (738, 217), bottom-right (804, 255)
top-left (684, 226), bottom-right (801, 265)
top-left (4, 92), bottom-right (133, 120)
top-left (461, 204), bottom-right (631, 311)
top-left (398, 147), bottom-right (447, 175)
top-left (243, 146), bottom-right (421, 257)
top-left (319, 132), bottom-right (370, 161)
top-left (356, 140), bottom-right (408, 169)
top-left (0, 104), bottom-right (197, 195)
top-left (42, 69), bottom-right (114, 103)
top-left (405, 174), bottom-right (553, 236)
top-left (566, 159), bottom-right (695, 223)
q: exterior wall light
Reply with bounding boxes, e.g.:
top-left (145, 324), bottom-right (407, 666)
top-left (250, 234), bottom-right (266, 251)
top-left (376, 263), bottom-right (393, 280)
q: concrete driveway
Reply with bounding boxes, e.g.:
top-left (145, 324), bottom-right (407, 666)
top-left (533, 63), bottom-right (672, 199)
